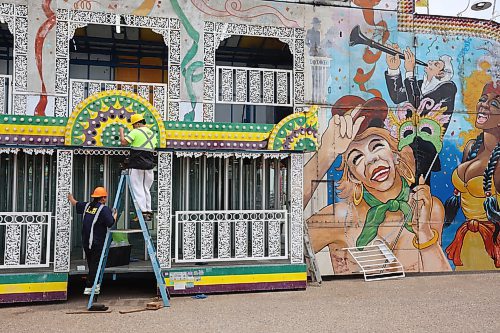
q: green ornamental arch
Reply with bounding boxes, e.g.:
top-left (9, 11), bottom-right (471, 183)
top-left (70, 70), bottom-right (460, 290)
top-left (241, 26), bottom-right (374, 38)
top-left (65, 90), bottom-right (166, 148)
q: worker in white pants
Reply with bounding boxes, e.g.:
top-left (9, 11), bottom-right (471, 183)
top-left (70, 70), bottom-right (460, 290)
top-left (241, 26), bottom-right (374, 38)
top-left (119, 113), bottom-right (158, 221)
top-left (129, 168), bottom-right (154, 213)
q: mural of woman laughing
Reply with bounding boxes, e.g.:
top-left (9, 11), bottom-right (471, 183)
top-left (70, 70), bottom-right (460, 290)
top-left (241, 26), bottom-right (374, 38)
top-left (445, 81), bottom-right (500, 270)
top-left (304, 96), bottom-right (451, 273)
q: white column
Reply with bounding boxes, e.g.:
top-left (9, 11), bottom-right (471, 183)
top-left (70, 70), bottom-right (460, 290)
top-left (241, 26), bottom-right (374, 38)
top-left (54, 149), bottom-right (73, 272)
top-left (157, 151), bottom-right (173, 268)
top-left (290, 153), bottom-right (304, 263)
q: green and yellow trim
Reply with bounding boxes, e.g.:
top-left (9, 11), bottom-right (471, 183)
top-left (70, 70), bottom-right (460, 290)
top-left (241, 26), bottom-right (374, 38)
top-left (164, 264), bottom-right (307, 294)
top-left (0, 95), bottom-right (319, 152)
top-left (0, 273), bottom-right (68, 304)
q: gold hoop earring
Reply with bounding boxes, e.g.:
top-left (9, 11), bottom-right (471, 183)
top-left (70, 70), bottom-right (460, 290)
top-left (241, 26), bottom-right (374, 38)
top-left (353, 183), bottom-right (363, 206)
top-left (398, 159), bottom-right (415, 185)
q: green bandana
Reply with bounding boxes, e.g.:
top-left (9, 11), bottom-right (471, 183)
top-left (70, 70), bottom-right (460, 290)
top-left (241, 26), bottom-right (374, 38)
top-left (355, 177), bottom-right (414, 247)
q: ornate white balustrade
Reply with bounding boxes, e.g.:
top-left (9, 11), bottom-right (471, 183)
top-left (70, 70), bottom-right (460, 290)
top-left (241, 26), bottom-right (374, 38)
top-left (175, 210), bottom-right (288, 263)
top-left (216, 66), bottom-right (293, 106)
top-left (0, 212), bottom-right (52, 269)
top-left (69, 79), bottom-right (168, 119)
top-left (0, 74), bottom-right (13, 114)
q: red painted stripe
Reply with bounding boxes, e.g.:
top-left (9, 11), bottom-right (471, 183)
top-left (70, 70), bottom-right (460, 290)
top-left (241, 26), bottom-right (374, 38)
top-left (34, 0), bottom-right (56, 116)
top-left (167, 280), bottom-right (306, 295)
top-left (0, 291), bottom-right (67, 304)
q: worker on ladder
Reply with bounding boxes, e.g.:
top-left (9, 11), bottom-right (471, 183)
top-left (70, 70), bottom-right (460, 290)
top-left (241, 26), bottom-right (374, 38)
top-left (68, 187), bottom-right (117, 295)
top-left (119, 113), bottom-right (158, 221)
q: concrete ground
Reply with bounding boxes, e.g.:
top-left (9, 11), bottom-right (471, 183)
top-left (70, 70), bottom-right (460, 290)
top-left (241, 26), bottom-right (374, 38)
top-left (1, 272), bottom-right (499, 333)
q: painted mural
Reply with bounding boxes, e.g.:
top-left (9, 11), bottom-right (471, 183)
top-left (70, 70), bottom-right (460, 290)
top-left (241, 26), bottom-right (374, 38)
top-left (302, 0), bottom-right (500, 274)
top-left (1, 0), bottom-right (499, 277)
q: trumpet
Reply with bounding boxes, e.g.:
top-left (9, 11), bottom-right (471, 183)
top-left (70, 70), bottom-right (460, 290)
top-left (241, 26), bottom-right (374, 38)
top-left (349, 25), bottom-right (428, 67)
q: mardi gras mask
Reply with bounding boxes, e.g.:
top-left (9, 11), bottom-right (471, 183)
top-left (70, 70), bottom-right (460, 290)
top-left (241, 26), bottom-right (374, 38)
top-left (385, 98), bottom-right (450, 153)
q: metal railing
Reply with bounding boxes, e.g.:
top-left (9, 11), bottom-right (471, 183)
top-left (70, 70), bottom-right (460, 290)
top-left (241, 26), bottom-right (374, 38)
top-left (0, 74), bottom-right (13, 114)
top-left (0, 212), bottom-right (52, 269)
top-left (216, 66), bottom-right (293, 106)
top-left (175, 209), bottom-right (288, 263)
top-left (69, 79), bottom-right (168, 119)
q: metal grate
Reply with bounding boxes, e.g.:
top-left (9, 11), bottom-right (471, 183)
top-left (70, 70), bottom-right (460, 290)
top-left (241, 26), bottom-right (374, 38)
top-left (344, 238), bottom-right (405, 281)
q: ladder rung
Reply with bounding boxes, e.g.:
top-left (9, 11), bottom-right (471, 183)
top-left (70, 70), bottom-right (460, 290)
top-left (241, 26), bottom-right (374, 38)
top-left (349, 248), bottom-right (383, 254)
top-left (361, 263), bottom-right (400, 269)
top-left (351, 252), bottom-right (391, 259)
top-left (362, 265), bottom-right (403, 273)
top-left (357, 258), bottom-right (392, 264)
top-left (110, 229), bottom-right (143, 234)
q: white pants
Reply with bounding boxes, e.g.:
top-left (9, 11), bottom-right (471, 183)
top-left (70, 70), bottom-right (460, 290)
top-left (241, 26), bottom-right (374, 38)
top-left (129, 168), bottom-right (154, 212)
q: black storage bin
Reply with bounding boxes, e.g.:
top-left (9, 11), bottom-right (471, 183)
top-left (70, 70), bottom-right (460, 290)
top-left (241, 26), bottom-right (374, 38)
top-left (105, 245), bottom-right (132, 267)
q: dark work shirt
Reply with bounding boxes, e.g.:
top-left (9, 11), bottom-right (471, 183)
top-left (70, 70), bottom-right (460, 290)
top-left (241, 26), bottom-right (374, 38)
top-left (76, 201), bottom-right (114, 249)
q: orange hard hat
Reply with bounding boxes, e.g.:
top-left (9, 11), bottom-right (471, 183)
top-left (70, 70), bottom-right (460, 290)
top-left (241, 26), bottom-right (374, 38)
top-left (90, 186), bottom-right (108, 198)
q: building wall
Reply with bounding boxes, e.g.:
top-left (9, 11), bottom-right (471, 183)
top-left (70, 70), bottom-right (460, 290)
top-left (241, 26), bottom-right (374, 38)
top-left (0, 0), bottom-right (499, 275)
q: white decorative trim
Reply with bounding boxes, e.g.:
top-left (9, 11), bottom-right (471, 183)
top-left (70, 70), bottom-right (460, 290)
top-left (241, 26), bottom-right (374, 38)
top-left (0, 147), bottom-right (20, 155)
top-left (55, 10), bottom-right (181, 118)
top-left (54, 150), bottom-right (73, 272)
top-left (173, 151), bottom-right (291, 159)
top-left (22, 148), bottom-right (55, 155)
top-left (203, 21), bottom-right (304, 121)
top-left (157, 151), bottom-right (172, 268)
top-left (175, 151), bottom-right (204, 158)
top-left (0, 4), bottom-right (28, 114)
top-left (290, 153), bottom-right (304, 263)
top-left (0, 147), bottom-right (55, 155)
top-left (73, 148), bottom-right (130, 156)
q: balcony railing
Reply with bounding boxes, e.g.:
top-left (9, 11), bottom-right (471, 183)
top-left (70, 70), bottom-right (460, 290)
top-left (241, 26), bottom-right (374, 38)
top-left (69, 79), bottom-right (168, 119)
top-left (216, 66), bottom-right (293, 107)
top-left (0, 212), bottom-right (52, 269)
top-left (175, 209), bottom-right (288, 263)
top-left (0, 74), bottom-right (13, 114)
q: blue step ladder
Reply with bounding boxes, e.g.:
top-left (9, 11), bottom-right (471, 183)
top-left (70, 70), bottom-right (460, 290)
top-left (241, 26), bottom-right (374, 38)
top-left (87, 170), bottom-right (170, 310)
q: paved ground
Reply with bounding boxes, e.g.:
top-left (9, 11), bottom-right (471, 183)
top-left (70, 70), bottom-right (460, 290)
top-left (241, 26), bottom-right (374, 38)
top-left (1, 272), bottom-right (499, 333)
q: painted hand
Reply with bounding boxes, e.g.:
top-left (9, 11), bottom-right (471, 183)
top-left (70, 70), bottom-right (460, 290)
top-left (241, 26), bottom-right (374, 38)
top-left (410, 175), bottom-right (433, 237)
top-left (386, 43), bottom-right (401, 70)
top-left (403, 47), bottom-right (416, 73)
top-left (320, 105), bottom-right (365, 163)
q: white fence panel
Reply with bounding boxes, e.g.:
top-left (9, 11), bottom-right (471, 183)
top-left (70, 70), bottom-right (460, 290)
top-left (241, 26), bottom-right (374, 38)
top-left (175, 210), bottom-right (288, 263)
top-left (0, 212), bottom-right (52, 269)
top-left (69, 79), bottom-right (168, 119)
top-left (216, 66), bottom-right (293, 106)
